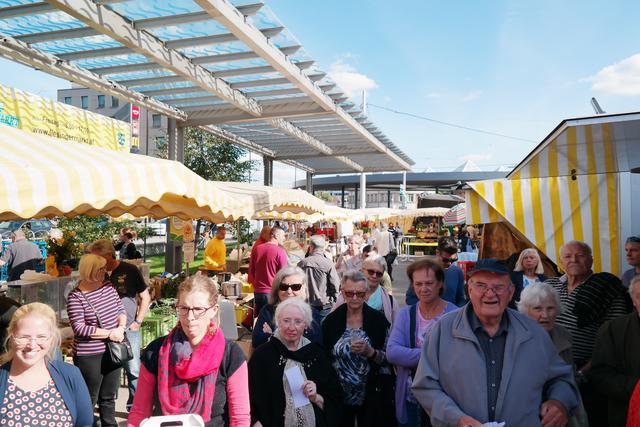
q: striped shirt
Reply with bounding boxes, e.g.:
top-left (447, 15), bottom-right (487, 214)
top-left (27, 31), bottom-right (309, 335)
top-left (67, 284), bottom-right (125, 356)
top-left (547, 274), bottom-right (631, 365)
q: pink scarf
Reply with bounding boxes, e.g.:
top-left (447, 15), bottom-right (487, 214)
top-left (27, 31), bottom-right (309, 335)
top-left (157, 325), bottom-right (225, 421)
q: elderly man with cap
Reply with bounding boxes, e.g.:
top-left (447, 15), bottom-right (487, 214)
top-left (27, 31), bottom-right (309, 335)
top-left (412, 259), bottom-right (578, 427)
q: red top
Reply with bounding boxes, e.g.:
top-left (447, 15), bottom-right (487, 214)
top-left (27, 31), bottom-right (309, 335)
top-left (248, 242), bottom-right (288, 294)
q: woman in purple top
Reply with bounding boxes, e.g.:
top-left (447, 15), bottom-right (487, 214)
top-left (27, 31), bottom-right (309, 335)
top-left (67, 254), bottom-right (126, 427)
top-left (387, 258), bottom-right (458, 426)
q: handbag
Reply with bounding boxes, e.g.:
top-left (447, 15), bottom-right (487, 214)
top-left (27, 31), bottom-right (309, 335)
top-left (79, 289), bottom-right (133, 367)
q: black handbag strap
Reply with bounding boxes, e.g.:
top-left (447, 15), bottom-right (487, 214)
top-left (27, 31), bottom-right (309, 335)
top-left (76, 287), bottom-right (105, 329)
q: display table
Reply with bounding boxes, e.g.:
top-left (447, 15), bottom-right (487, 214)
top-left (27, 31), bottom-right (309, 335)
top-left (403, 241), bottom-right (437, 257)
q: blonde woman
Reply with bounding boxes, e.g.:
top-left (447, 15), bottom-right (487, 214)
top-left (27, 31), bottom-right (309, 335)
top-left (67, 253), bottom-right (126, 427)
top-left (511, 248), bottom-right (547, 304)
top-left (0, 303), bottom-right (93, 426)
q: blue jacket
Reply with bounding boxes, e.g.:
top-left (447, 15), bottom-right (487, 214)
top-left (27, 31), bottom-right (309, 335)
top-left (412, 304), bottom-right (579, 426)
top-left (406, 265), bottom-right (466, 307)
top-left (0, 360), bottom-right (94, 427)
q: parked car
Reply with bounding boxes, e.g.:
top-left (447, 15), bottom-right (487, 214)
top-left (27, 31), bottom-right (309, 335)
top-left (0, 219), bottom-right (53, 239)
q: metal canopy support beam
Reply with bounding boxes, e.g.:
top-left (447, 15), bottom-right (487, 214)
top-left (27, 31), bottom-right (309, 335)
top-left (133, 3), bottom-right (264, 29)
top-left (273, 148), bottom-right (377, 160)
top-left (231, 73), bottom-right (325, 89)
top-left (194, 0), bottom-right (412, 170)
top-left (268, 118), bottom-right (333, 156)
top-left (176, 126), bottom-right (185, 163)
top-left (168, 118), bottom-right (177, 160)
top-left (360, 173), bottom-right (366, 209)
top-left (44, 0), bottom-right (262, 117)
top-left (263, 155), bottom-right (273, 186)
top-left (306, 172), bottom-right (313, 194)
top-left (184, 99), bottom-right (331, 126)
top-left (0, 34), bottom-right (186, 120)
top-left (0, 2), bottom-right (56, 19)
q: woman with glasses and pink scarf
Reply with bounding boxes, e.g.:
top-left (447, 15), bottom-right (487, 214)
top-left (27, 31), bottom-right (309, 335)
top-left (128, 273), bottom-right (250, 426)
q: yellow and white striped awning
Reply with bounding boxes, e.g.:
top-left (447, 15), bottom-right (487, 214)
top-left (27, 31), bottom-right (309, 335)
top-left (0, 123), bottom-right (252, 222)
top-left (465, 113), bottom-right (629, 274)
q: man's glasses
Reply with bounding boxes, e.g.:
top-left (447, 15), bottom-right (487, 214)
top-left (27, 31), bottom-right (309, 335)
top-left (176, 306), bottom-right (212, 319)
top-left (364, 269), bottom-right (384, 278)
top-left (470, 283), bottom-right (509, 295)
top-left (13, 335), bottom-right (51, 346)
top-left (279, 283), bottom-right (303, 292)
top-left (343, 290), bottom-right (367, 299)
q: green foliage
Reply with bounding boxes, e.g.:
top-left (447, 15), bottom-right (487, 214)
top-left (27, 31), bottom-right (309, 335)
top-left (315, 191), bottom-right (336, 203)
top-left (55, 215), bottom-right (155, 246)
top-left (157, 127), bottom-right (256, 182)
top-left (228, 219), bottom-right (253, 245)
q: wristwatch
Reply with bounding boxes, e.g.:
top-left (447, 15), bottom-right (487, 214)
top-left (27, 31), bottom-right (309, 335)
top-left (133, 320), bottom-right (142, 325)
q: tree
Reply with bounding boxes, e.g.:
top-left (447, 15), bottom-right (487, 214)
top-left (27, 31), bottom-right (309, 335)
top-left (157, 128), bottom-right (257, 244)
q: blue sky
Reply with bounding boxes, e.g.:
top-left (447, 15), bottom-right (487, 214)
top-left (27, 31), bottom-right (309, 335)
top-left (2, 0), bottom-right (639, 184)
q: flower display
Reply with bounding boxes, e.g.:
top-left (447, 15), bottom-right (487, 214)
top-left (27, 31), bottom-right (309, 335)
top-left (46, 228), bottom-right (81, 275)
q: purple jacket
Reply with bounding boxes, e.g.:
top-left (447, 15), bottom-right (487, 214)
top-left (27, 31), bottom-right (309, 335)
top-left (386, 302), bottom-right (458, 423)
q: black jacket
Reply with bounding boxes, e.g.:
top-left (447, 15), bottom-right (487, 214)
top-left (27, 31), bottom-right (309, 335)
top-left (588, 312), bottom-right (640, 427)
top-left (248, 338), bottom-right (342, 427)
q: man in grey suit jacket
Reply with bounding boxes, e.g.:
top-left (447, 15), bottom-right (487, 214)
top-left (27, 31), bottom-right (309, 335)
top-left (412, 259), bottom-right (578, 427)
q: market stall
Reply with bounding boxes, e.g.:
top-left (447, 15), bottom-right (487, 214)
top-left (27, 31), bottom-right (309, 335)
top-left (466, 111), bottom-right (640, 274)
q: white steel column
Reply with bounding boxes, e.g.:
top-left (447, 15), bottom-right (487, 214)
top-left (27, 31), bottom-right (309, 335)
top-left (168, 118), bottom-right (177, 161)
top-left (177, 126), bottom-right (185, 163)
top-left (360, 173), bottom-right (366, 209)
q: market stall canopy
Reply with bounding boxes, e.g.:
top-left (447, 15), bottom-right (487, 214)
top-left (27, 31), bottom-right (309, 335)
top-left (211, 181), bottom-right (325, 218)
top-left (443, 203), bottom-right (466, 225)
top-left (0, 123), bottom-right (251, 222)
top-left (0, 1), bottom-right (413, 174)
top-left (465, 111), bottom-right (640, 274)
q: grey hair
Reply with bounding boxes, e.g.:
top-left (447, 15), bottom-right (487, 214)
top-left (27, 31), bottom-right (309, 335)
top-left (309, 234), bottom-right (326, 250)
top-left (341, 269), bottom-right (369, 291)
top-left (269, 266), bottom-right (307, 304)
top-left (274, 297), bottom-right (313, 329)
top-left (513, 248), bottom-right (544, 274)
top-left (560, 240), bottom-right (593, 257)
top-left (629, 275), bottom-right (640, 295)
top-left (363, 254), bottom-right (387, 272)
top-left (517, 283), bottom-right (562, 314)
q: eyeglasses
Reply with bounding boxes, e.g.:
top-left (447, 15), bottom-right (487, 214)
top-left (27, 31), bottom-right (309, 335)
top-left (13, 335), bottom-right (51, 346)
top-left (279, 283), bottom-right (303, 292)
top-left (364, 269), bottom-right (384, 278)
top-left (176, 306), bottom-right (212, 319)
top-left (441, 257), bottom-right (458, 264)
top-left (343, 290), bottom-right (367, 299)
top-left (470, 283), bottom-right (510, 295)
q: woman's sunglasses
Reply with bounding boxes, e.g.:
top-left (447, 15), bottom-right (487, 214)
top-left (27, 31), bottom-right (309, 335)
top-left (364, 269), bottom-right (384, 278)
top-left (279, 283), bottom-right (303, 292)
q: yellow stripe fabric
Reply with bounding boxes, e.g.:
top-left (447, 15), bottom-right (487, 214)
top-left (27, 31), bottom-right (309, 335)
top-left (528, 157), bottom-right (547, 254)
top-left (585, 125), bottom-right (602, 272)
top-left (603, 123), bottom-right (619, 273)
top-left (510, 172), bottom-right (525, 232)
top-left (566, 128), bottom-right (584, 241)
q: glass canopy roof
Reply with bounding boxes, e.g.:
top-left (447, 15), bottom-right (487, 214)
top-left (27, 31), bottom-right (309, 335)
top-left (0, 0), bottom-right (414, 174)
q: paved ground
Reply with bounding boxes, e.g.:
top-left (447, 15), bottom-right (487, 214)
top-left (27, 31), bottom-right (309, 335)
top-left (113, 258), bottom-right (415, 425)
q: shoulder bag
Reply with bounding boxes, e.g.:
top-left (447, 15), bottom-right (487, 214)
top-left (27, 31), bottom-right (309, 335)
top-left (78, 289), bottom-right (133, 367)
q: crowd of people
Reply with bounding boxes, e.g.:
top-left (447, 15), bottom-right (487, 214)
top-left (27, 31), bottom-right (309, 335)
top-left (0, 226), bottom-right (639, 427)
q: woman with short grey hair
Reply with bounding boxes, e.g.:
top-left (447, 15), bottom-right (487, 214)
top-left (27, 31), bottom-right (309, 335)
top-left (251, 265), bottom-right (322, 349)
top-left (518, 283), bottom-right (571, 364)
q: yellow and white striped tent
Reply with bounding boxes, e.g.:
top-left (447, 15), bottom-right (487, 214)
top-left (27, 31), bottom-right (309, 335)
top-left (466, 112), bottom-right (640, 274)
top-left (0, 123), bottom-right (262, 222)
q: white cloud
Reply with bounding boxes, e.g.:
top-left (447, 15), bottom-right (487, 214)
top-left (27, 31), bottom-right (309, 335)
top-left (589, 53), bottom-right (640, 95)
top-left (328, 58), bottom-right (378, 97)
top-left (459, 153), bottom-right (492, 162)
top-left (462, 90), bottom-right (483, 102)
top-left (426, 92), bottom-right (441, 99)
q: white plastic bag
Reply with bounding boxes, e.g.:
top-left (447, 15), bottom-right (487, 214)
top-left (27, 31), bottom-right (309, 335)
top-left (140, 414), bottom-right (205, 427)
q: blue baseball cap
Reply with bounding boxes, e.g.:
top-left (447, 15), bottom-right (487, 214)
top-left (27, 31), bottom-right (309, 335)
top-left (468, 259), bottom-right (510, 277)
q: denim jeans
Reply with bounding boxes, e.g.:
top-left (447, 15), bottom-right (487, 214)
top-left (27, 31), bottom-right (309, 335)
top-left (124, 329), bottom-right (141, 409)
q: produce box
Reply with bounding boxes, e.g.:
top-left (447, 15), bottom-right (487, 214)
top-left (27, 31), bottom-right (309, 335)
top-left (141, 313), bottom-right (177, 348)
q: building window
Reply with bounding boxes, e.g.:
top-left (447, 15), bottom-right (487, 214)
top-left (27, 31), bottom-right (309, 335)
top-left (111, 97), bottom-right (119, 108)
top-left (152, 114), bottom-right (161, 128)
top-left (81, 96), bottom-right (89, 109)
top-left (97, 95), bottom-right (105, 109)
top-left (155, 136), bottom-right (166, 150)
top-left (63, 97), bottom-right (72, 105)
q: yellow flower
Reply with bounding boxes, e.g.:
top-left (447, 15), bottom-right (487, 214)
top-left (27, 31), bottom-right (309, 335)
top-left (69, 231), bottom-right (77, 237)
top-left (57, 237), bottom-right (65, 245)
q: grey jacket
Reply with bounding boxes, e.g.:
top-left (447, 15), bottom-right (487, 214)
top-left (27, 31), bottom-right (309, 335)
top-left (412, 304), bottom-right (579, 427)
top-left (298, 251), bottom-right (340, 308)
